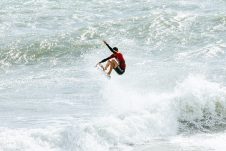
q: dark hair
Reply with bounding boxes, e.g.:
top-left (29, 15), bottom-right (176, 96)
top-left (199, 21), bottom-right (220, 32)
top-left (113, 47), bottom-right (118, 51)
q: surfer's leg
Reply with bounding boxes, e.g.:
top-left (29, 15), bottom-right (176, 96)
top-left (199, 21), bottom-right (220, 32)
top-left (98, 63), bottom-right (104, 70)
top-left (104, 60), bottom-right (111, 71)
top-left (111, 59), bottom-right (119, 68)
top-left (107, 59), bottom-right (118, 75)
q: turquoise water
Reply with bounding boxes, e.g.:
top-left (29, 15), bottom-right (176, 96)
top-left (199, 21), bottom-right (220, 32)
top-left (0, 0), bottom-right (226, 150)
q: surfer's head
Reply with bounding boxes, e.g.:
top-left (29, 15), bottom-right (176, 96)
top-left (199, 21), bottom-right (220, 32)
top-left (113, 47), bottom-right (118, 52)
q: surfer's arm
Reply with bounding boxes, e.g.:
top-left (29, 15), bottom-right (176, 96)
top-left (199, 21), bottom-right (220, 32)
top-left (103, 41), bottom-right (116, 54)
top-left (99, 56), bottom-right (112, 63)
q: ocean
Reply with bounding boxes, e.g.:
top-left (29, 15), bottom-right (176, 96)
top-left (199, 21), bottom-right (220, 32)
top-left (0, 0), bottom-right (226, 150)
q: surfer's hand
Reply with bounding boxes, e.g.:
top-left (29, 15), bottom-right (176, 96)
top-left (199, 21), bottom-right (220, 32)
top-left (95, 63), bottom-right (100, 67)
top-left (103, 40), bottom-right (107, 44)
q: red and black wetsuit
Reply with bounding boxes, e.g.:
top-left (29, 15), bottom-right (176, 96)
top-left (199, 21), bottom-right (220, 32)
top-left (99, 43), bottom-right (126, 75)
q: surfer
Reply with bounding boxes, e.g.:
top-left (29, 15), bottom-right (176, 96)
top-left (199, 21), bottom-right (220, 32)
top-left (96, 40), bottom-right (126, 76)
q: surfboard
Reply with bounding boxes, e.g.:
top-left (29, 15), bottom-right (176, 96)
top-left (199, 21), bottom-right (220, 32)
top-left (96, 64), bottom-right (111, 79)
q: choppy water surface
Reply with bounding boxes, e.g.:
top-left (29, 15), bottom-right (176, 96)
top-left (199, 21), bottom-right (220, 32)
top-left (0, 0), bottom-right (226, 151)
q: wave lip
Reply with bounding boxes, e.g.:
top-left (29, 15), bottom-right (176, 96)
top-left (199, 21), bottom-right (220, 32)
top-left (174, 75), bottom-right (226, 133)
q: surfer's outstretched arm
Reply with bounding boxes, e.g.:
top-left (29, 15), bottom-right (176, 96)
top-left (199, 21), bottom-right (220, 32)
top-left (99, 56), bottom-right (112, 64)
top-left (103, 40), bottom-right (116, 54)
top-left (95, 56), bottom-right (112, 68)
top-left (96, 56), bottom-right (112, 66)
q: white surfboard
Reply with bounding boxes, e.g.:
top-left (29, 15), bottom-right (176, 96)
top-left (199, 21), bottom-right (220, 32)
top-left (96, 64), bottom-right (111, 79)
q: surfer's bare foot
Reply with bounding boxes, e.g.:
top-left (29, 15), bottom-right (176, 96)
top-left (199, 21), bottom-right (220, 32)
top-left (106, 73), bottom-right (111, 78)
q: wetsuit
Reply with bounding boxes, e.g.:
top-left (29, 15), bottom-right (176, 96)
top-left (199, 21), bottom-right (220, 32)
top-left (99, 43), bottom-right (126, 75)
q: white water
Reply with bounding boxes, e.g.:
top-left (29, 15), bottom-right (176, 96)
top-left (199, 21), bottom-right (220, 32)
top-left (0, 0), bottom-right (226, 151)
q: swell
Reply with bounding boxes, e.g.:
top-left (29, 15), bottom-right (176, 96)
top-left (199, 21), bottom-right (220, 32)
top-left (0, 33), bottom-right (100, 68)
top-left (1, 8), bottom-right (225, 68)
